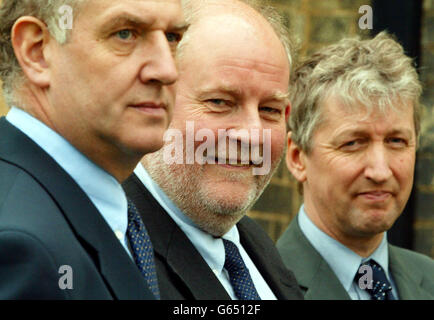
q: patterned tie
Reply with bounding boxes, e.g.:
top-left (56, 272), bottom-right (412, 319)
top-left (354, 259), bottom-right (396, 300)
top-left (223, 239), bottom-right (261, 300)
top-left (126, 199), bottom-right (160, 299)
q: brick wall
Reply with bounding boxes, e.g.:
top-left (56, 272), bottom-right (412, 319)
top-left (413, 0), bottom-right (434, 258)
top-left (249, 0), bottom-right (434, 259)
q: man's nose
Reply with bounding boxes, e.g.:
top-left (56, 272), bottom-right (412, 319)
top-left (364, 144), bottom-right (393, 184)
top-left (139, 32), bottom-right (178, 86)
top-left (228, 107), bottom-right (265, 145)
top-left (223, 107), bottom-right (267, 162)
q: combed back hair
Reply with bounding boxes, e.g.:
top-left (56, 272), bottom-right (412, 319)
top-left (289, 31), bottom-right (422, 154)
top-left (0, 0), bottom-right (84, 105)
top-left (179, 0), bottom-right (296, 70)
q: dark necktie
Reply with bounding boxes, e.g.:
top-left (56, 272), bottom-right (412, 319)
top-left (126, 199), bottom-right (160, 299)
top-left (223, 239), bottom-right (261, 300)
top-left (354, 259), bottom-right (396, 300)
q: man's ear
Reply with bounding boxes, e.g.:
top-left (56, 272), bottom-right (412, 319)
top-left (285, 102), bottom-right (291, 122)
top-left (285, 131), bottom-right (307, 183)
top-left (11, 16), bottom-right (52, 88)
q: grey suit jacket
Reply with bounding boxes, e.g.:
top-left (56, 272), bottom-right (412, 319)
top-left (276, 215), bottom-right (434, 300)
top-left (123, 174), bottom-right (304, 300)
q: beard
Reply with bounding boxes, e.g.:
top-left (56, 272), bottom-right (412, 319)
top-left (142, 147), bottom-right (283, 237)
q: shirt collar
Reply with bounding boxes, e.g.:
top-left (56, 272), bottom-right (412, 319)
top-left (134, 162), bottom-right (240, 275)
top-left (298, 204), bottom-right (390, 291)
top-left (6, 107), bottom-right (128, 239)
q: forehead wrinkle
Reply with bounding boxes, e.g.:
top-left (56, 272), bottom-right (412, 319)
top-left (94, 1), bottom-right (185, 29)
top-left (328, 119), bottom-right (415, 140)
top-left (217, 62), bottom-right (289, 90)
top-left (218, 57), bottom-right (287, 74)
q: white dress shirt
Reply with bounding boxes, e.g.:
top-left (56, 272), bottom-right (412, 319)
top-left (6, 107), bottom-right (131, 257)
top-left (134, 163), bottom-right (277, 300)
top-left (298, 204), bottom-right (399, 299)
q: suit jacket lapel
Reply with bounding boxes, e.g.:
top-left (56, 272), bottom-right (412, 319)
top-left (303, 261), bottom-right (350, 300)
top-left (388, 245), bottom-right (432, 299)
top-left (0, 118), bottom-right (153, 299)
top-left (237, 218), bottom-right (302, 299)
top-left (277, 217), bottom-right (350, 300)
top-left (123, 174), bottom-right (231, 300)
top-left (166, 227), bottom-right (230, 299)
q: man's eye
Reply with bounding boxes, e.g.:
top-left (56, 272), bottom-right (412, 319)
top-left (387, 137), bottom-right (407, 146)
top-left (344, 140), bottom-right (357, 147)
top-left (341, 140), bottom-right (363, 150)
top-left (166, 32), bottom-right (182, 43)
top-left (208, 99), bottom-right (226, 106)
top-left (260, 107), bottom-right (281, 114)
top-left (115, 29), bottom-right (134, 40)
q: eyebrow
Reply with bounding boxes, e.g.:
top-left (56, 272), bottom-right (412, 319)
top-left (387, 129), bottom-right (414, 137)
top-left (271, 91), bottom-right (290, 104)
top-left (334, 128), bottom-right (414, 140)
top-left (100, 13), bottom-right (189, 34)
top-left (198, 85), bottom-right (242, 99)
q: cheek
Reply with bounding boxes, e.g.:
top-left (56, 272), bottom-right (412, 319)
top-left (394, 154), bottom-right (415, 186)
top-left (308, 156), bottom-right (359, 190)
top-left (270, 131), bottom-right (286, 161)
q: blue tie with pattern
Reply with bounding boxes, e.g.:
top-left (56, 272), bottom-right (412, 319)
top-left (354, 259), bottom-right (396, 300)
top-left (223, 239), bottom-right (261, 300)
top-left (126, 199), bottom-right (160, 299)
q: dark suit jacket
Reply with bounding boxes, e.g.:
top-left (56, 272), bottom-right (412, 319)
top-left (0, 117), bottom-right (154, 299)
top-left (276, 215), bottom-right (434, 300)
top-left (123, 174), bottom-right (303, 300)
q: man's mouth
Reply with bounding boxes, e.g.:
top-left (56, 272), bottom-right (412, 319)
top-left (129, 102), bottom-right (167, 115)
top-left (357, 190), bottom-right (393, 201)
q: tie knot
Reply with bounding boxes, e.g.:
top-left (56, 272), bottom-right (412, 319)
top-left (354, 259), bottom-right (395, 300)
top-left (127, 199), bottom-right (140, 223)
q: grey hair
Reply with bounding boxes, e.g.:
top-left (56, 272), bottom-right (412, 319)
top-left (289, 31), bottom-right (422, 154)
top-left (0, 0), bottom-right (84, 105)
top-left (179, 0), bottom-right (296, 70)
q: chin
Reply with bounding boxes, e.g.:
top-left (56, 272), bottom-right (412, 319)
top-left (136, 136), bottom-right (166, 155)
top-left (199, 187), bottom-right (257, 216)
top-left (359, 215), bottom-right (398, 236)
top-left (348, 207), bottom-right (397, 235)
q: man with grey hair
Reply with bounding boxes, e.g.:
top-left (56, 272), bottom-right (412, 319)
top-left (123, 0), bottom-right (303, 300)
top-left (277, 32), bottom-right (434, 300)
top-left (0, 0), bottom-right (186, 299)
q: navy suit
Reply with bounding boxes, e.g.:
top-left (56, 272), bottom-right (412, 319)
top-left (0, 117), bottom-right (154, 299)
